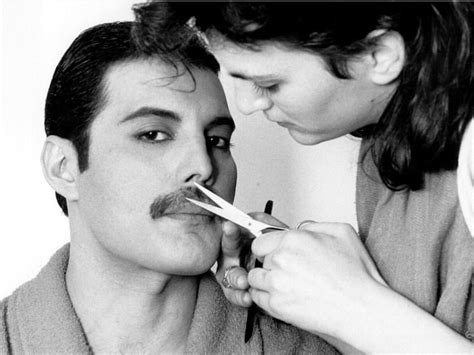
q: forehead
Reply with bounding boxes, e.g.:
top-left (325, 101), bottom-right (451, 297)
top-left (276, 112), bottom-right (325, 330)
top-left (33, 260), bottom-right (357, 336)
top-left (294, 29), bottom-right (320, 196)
top-left (210, 39), bottom-right (326, 80)
top-left (99, 58), bottom-right (230, 121)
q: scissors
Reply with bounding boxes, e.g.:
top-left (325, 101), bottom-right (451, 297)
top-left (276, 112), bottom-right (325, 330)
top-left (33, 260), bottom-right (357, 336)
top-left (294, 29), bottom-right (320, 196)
top-left (188, 183), bottom-right (285, 342)
top-left (186, 182), bottom-right (287, 237)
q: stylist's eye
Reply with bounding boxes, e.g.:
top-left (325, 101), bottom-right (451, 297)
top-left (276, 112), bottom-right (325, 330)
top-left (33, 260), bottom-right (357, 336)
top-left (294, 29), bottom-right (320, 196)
top-left (252, 82), bottom-right (279, 95)
top-left (138, 130), bottom-right (172, 143)
top-left (207, 136), bottom-right (232, 150)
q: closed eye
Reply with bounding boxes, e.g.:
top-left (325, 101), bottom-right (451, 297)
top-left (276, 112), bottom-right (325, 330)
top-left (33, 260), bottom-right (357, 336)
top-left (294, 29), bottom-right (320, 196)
top-left (251, 82), bottom-right (279, 95)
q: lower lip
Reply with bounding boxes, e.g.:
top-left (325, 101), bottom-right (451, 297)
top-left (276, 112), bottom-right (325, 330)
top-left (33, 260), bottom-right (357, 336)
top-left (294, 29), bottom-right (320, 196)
top-left (278, 122), bottom-right (308, 134)
top-left (276, 121), bottom-right (296, 129)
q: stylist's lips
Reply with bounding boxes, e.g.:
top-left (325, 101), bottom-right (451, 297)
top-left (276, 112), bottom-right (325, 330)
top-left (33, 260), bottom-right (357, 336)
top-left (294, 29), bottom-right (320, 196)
top-left (276, 121), bottom-right (296, 129)
top-left (277, 121), bottom-right (306, 133)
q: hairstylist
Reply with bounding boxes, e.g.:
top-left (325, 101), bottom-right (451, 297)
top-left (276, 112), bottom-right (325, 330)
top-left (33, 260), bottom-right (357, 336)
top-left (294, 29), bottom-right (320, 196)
top-left (134, 2), bottom-right (473, 353)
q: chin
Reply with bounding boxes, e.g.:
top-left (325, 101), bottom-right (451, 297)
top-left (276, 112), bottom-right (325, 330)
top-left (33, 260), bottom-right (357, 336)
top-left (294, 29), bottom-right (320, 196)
top-left (288, 128), bottom-right (327, 145)
top-left (173, 229), bottom-right (221, 275)
top-left (134, 218), bottom-right (222, 275)
top-left (173, 247), bottom-right (220, 276)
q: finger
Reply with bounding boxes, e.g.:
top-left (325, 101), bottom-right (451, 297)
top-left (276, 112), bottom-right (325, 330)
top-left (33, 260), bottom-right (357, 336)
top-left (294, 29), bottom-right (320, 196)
top-left (248, 267), bottom-right (268, 291)
top-left (216, 258), bottom-right (240, 285)
top-left (249, 288), bottom-right (271, 315)
top-left (223, 288), bottom-right (253, 308)
top-left (222, 266), bottom-right (250, 290)
top-left (251, 230), bottom-right (285, 258)
top-left (221, 221), bottom-right (244, 257)
top-left (296, 221), bottom-right (352, 236)
top-left (248, 212), bottom-right (289, 229)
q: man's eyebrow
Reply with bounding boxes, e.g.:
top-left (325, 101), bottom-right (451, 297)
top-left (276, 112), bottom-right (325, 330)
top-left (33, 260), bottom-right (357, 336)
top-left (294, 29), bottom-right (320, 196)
top-left (119, 107), bottom-right (181, 124)
top-left (207, 116), bottom-right (235, 132)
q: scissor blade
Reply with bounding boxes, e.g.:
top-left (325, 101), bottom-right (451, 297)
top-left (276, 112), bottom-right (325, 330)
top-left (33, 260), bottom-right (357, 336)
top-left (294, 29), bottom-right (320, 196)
top-left (193, 182), bottom-right (249, 219)
top-left (186, 198), bottom-right (252, 229)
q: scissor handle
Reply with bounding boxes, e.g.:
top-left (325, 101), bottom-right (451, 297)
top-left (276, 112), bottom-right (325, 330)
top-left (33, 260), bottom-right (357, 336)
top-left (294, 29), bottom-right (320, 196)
top-left (248, 219), bottom-right (287, 238)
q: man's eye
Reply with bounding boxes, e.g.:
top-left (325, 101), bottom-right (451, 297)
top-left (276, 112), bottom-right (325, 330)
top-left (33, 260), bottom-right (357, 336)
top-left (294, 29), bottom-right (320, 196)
top-left (138, 130), bottom-right (172, 142)
top-left (207, 136), bottom-right (232, 150)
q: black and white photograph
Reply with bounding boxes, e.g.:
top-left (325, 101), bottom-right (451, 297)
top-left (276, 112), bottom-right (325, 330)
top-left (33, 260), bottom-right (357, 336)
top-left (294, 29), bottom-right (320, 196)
top-left (0, 1), bottom-right (472, 353)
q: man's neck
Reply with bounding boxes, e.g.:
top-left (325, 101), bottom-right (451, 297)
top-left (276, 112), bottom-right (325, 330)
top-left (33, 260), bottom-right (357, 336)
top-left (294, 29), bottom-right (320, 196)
top-left (66, 241), bottom-right (199, 353)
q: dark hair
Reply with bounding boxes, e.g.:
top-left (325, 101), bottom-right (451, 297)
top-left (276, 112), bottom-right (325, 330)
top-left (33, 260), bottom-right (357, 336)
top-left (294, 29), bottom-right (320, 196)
top-left (134, 1), bottom-right (473, 191)
top-left (45, 20), bottom-right (219, 215)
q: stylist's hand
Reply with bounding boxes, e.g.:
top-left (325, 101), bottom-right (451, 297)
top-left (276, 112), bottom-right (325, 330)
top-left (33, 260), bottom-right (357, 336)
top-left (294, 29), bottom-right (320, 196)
top-left (248, 222), bottom-right (387, 339)
top-left (216, 213), bottom-right (288, 308)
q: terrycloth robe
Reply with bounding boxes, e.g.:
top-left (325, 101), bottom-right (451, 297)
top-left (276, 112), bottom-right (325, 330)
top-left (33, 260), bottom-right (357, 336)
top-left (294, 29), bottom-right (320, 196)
top-left (357, 139), bottom-right (474, 340)
top-left (0, 245), bottom-right (337, 354)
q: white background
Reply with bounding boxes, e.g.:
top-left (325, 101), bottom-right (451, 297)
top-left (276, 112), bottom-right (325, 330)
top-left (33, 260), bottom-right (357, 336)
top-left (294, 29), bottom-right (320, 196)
top-left (0, 0), bottom-right (360, 299)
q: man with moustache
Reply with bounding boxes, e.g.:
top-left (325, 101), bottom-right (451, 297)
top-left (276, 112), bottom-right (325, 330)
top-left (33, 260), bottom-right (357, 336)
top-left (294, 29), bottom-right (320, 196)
top-left (0, 21), bottom-right (336, 354)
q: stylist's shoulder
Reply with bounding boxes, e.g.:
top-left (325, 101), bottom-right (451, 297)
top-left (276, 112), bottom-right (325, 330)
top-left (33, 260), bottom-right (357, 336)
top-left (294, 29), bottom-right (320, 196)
top-left (0, 297), bottom-right (9, 354)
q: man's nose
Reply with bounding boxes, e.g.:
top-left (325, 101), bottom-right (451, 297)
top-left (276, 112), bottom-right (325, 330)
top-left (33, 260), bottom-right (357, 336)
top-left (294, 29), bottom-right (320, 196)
top-left (234, 80), bottom-right (273, 116)
top-left (182, 137), bottom-right (214, 186)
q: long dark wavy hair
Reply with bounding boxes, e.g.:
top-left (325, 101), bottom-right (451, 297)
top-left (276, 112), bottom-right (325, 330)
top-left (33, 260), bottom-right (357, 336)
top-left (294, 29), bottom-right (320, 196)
top-left (134, 1), bottom-right (473, 191)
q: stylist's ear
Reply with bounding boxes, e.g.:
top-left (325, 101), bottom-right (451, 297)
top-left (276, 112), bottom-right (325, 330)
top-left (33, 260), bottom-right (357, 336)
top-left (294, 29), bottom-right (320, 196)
top-left (41, 136), bottom-right (80, 201)
top-left (367, 30), bottom-right (405, 85)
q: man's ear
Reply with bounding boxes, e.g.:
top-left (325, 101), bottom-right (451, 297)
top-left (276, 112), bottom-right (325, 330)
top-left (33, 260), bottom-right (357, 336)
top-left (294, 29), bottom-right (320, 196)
top-left (41, 136), bottom-right (80, 202)
top-left (366, 30), bottom-right (405, 85)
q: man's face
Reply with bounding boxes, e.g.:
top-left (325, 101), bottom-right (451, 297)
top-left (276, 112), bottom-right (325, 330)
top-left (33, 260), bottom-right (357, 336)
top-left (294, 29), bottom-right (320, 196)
top-left (74, 59), bottom-right (236, 275)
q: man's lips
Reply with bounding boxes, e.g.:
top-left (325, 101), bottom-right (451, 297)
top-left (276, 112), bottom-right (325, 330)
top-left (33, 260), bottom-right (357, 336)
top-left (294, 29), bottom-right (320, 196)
top-left (149, 186), bottom-right (218, 220)
top-left (161, 204), bottom-right (216, 218)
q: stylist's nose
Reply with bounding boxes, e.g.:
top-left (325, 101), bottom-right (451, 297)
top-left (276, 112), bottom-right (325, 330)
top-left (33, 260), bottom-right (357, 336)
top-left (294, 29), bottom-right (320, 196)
top-left (182, 137), bottom-right (214, 186)
top-left (234, 80), bottom-right (272, 115)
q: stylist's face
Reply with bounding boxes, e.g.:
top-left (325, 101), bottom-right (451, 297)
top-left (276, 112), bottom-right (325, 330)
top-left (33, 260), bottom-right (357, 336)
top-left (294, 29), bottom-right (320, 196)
top-left (211, 39), bottom-right (393, 145)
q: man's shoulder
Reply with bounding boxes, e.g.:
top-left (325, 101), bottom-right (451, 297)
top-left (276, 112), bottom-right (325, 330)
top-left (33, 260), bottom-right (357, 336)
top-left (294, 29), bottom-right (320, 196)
top-left (0, 275), bottom-right (42, 353)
